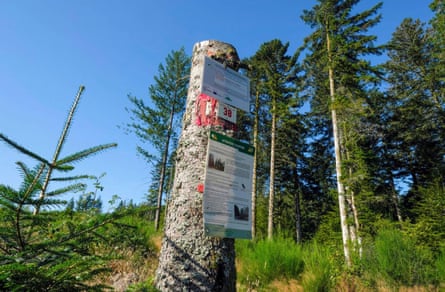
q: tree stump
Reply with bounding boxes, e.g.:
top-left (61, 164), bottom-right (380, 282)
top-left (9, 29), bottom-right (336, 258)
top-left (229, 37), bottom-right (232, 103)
top-left (155, 40), bottom-right (241, 291)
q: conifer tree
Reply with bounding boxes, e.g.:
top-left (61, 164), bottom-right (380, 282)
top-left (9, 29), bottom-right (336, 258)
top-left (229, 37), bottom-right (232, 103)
top-left (383, 18), bottom-right (445, 220)
top-left (429, 0), bottom-right (445, 102)
top-left (126, 48), bottom-right (190, 230)
top-left (0, 86), bottom-right (117, 290)
top-left (301, 0), bottom-right (383, 265)
top-left (249, 39), bottom-right (298, 239)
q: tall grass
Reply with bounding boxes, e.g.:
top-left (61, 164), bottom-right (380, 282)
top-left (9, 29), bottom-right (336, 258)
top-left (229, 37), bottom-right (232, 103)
top-left (435, 247), bottom-right (445, 283)
top-left (301, 241), bottom-right (334, 291)
top-left (236, 237), bottom-right (304, 288)
top-left (366, 228), bottom-right (434, 287)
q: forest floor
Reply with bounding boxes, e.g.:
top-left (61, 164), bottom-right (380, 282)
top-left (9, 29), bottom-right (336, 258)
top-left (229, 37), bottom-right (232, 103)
top-left (102, 235), bottom-right (444, 291)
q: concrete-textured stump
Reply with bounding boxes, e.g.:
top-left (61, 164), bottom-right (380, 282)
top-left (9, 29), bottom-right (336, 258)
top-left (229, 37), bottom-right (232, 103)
top-left (155, 40), bottom-right (242, 291)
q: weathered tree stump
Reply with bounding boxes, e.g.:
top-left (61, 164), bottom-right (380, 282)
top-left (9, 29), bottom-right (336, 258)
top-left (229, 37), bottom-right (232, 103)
top-left (155, 40), bottom-right (241, 291)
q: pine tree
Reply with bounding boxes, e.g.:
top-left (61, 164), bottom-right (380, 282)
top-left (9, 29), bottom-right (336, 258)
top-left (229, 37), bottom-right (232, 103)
top-left (249, 39), bottom-right (298, 240)
top-left (429, 0), bottom-right (445, 102)
top-left (126, 48), bottom-right (190, 231)
top-left (383, 18), bottom-right (445, 221)
top-left (301, 0), bottom-right (383, 265)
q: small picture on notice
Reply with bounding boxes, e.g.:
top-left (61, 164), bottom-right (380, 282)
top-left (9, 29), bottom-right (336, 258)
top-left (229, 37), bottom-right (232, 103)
top-left (208, 153), bottom-right (225, 171)
top-left (234, 204), bottom-right (249, 221)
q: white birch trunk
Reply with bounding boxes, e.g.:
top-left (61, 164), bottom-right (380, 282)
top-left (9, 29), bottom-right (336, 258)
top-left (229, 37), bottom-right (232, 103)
top-left (326, 30), bottom-right (351, 266)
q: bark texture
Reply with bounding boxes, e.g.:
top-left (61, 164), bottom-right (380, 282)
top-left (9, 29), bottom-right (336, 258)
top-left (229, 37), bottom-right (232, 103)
top-left (155, 40), bottom-right (240, 291)
top-left (326, 30), bottom-right (351, 266)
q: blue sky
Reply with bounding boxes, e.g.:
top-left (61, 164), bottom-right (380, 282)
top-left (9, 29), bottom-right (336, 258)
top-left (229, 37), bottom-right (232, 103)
top-left (0, 1), bottom-right (433, 211)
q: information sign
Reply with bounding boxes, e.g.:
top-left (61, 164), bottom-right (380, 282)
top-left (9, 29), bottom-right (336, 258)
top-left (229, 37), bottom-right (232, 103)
top-left (200, 56), bottom-right (250, 112)
top-left (216, 102), bottom-right (237, 124)
top-left (203, 131), bottom-right (254, 239)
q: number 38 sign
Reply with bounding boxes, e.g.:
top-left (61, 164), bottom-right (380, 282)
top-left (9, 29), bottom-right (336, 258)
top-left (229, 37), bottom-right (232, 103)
top-left (217, 103), bottom-right (237, 124)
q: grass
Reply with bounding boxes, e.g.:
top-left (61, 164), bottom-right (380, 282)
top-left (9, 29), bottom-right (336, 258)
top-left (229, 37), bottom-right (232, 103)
top-left (300, 241), bottom-right (334, 291)
top-left (236, 237), bottom-right (304, 289)
top-left (370, 228), bottom-right (434, 287)
top-left (102, 225), bottom-right (445, 291)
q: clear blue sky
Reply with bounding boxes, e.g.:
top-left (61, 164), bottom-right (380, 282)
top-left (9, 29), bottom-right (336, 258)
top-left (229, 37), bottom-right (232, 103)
top-left (0, 1), bottom-right (433, 211)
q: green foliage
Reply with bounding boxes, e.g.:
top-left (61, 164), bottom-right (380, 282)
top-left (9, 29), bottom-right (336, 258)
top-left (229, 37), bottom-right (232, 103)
top-left (236, 237), bottom-right (304, 288)
top-left (301, 241), bottom-right (334, 292)
top-left (126, 48), bottom-right (189, 230)
top-left (365, 228), bottom-right (434, 287)
top-left (435, 247), bottom-right (445, 283)
top-left (125, 47), bottom-right (189, 167)
top-left (104, 204), bottom-right (158, 257)
top-left (312, 205), bottom-right (341, 241)
top-left (300, 0), bottom-right (386, 259)
top-left (126, 277), bottom-right (159, 292)
top-left (247, 39), bottom-right (305, 240)
top-left (383, 19), bottom-right (445, 210)
top-left (0, 86), bottom-right (118, 290)
top-left (0, 256), bottom-right (109, 292)
top-left (410, 181), bottom-right (445, 253)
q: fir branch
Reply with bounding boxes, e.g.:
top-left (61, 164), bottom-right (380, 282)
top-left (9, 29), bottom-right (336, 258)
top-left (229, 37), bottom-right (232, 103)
top-left (53, 85), bottom-right (85, 162)
top-left (56, 143), bottom-right (117, 166)
top-left (50, 175), bottom-right (93, 182)
top-left (0, 133), bottom-right (50, 165)
top-left (35, 86), bottom-right (84, 215)
top-left (45, 183), bottom-right (86, 197)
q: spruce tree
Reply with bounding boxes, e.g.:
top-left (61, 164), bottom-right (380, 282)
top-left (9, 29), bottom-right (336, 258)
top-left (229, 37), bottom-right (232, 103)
top-left (126, 48), bottom-right (190, 230)
top-left (249, 39), bottom-right (298, 239)
top-left (301, 0), bottom-right (383, 265)
top-left (429, 0), bottom-right (445, 102)
top-left (383, 18), bottom-right (445, 220)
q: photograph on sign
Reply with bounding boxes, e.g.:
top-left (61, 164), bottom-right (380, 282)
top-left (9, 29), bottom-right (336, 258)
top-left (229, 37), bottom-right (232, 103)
top-left (203, 131), bottom-right (254, 239)
top-left (200, 56), bottom-right (250, 112)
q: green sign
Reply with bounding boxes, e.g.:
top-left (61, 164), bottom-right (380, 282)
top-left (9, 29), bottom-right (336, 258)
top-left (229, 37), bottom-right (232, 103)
top-left (203, 131), bottom-right (254, 239)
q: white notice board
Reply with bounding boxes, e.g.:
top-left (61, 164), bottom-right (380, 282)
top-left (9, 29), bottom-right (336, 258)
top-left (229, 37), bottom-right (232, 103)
top-left (200, 56), bottom-right (250, 112)
top-left (203, 131), bottom-right (254, 239)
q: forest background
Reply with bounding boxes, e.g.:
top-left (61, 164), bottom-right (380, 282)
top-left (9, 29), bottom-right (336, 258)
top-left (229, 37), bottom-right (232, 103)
top-left (0, 0), bottom-right (433, 210)
top-left (1, 0), bottom-right (444, 291)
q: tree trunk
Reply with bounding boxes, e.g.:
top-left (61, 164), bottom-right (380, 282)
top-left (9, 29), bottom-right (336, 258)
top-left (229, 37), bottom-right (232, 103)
top-left (389, 175), bottom-right (403, 222)
top-left (293, 168), bottom-right (302, 244)
top-left (345, 147), bottom-right (361, 256)
top-left (326, 30), bottom-right (351, 266)
top-left (251, 90), bottom-right (260, 240)
top-left (267, 96), bottom-right (276, 240)
top-left (155, 40), bottom-right (240, 291)
top-left (154, 101), bottom-right (175, 231)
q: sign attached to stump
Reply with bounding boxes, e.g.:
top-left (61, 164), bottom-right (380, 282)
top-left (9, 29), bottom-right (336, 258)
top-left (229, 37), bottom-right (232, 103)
top-left (203, 131), bottom-right (254, 239)
top-left (200, 56), bottom-right (250, 112)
